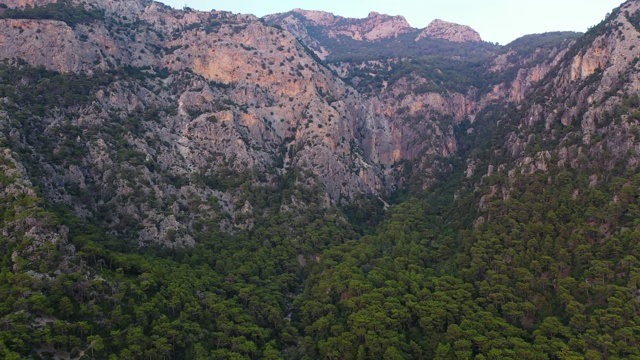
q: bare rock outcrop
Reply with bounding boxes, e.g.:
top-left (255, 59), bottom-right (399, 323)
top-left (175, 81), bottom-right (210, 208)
top-left (0, 0), bottom-right (399, 245)
top-left (266, 9), bottom-right (415, 43)
top-left (3, 0), bottom-right (634, 247)
top-left (416, 19), bottom-right (481, 42)
top-left (486, 0), bottom-right (640, 196)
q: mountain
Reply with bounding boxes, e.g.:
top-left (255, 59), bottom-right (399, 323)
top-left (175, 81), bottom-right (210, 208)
top-left (0, 0), bottom-right (401, 245)
top-left (265, 9), bottom-right (494, 62)
top-left (417, 19), bottom-right (482, 43)
top-left (1, 0), bottom-right (640, 358)
top-left (0, 0), bottom-right (508, 245)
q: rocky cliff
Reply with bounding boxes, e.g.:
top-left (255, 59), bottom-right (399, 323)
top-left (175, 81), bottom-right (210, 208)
top-left (0, 0), bottom-right (401, 246)
top-left (509, 0), bottom-right (640, 172)
top-left (416, 19), bottom-right (481, 43)
top-left (0, 0), bottom-right (629, 248)
top-left (461, 0), bottom-right (640, 226)
top-left (3, 1), bottom-right (640, 358)
top-left (0, 0), bottom-right (499, 246)
top-left (265, 8), bottom-right (491, 63)
top-left (266, 9), bottom-right (415, 42)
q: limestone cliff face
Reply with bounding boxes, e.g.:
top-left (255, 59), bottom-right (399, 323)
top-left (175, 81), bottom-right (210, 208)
top-left (330, 59), bottom-right (477, 188)
top-left (0, 0), bottom-right (398, 245)
top-left (524, 0), bottom-right (640, 140)
top-left (416, 19), bottom-right (481, 43)
top-left (1, 0), bottom-right (635, 247)
top-left (266, 9), bottom-right (415, 43)
top-left (0, 0), bottom-right (490, 244)
top-left (269, 11), bottom-right (331, 59)
top-left (0, 0), bottom-right (388, 197)
top-left (354, 12), bottom-right (414, 41)
top-left (484, 45), bottom-right (570, 106)
top-left (265, 9), bottom-right (485, 62)
top-left (0, 18), bottom-right (103, 73)
top-left (473, 0), bottom-right (640, 193)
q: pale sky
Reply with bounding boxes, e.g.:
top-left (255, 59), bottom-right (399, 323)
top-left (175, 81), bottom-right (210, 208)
top-left (158, 0), bottom-right (624, 45)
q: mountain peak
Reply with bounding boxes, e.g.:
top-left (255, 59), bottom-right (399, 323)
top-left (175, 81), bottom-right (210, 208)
top-left (417, 18), bottom-right (481, 42)
top-left (367, 11), bottom-right (406, 21)
top-left (270, 8), bottom-right (414, 42)
top-left (291, 8), bottom-right (336, 26)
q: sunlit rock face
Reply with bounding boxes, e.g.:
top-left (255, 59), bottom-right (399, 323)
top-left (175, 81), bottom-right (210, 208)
top-left (416, 19), bottom-right (482, 43)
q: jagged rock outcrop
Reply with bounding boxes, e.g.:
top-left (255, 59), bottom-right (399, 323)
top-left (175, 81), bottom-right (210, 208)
top-left (0, 18), bottom-right (103, 73)
top-left (416, 19), bottom-right (481, 42)
top-left (484, 45), bottom-right (571, 105)
top-left (0, 0), bottom-right (403, 245)
top-left (268, 11), bottom-right (331, 59)
top-left (524, 0), bottom-right (640, 146)
top-left (356, 11), bottom-right (414, 41)
top-left (2, 0), bottom-right (634, 248)
top-left (265, 9), bottom-right (486, 62)
top-left (471, 0), bottom-right (640, 199)
top-left (266, 9), bottom-right (415, 43)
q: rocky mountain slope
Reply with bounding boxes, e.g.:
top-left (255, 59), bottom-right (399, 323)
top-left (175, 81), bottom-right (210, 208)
top-left (0, 0), bottom-right (531, 246)
top-left (0, 0), bottom-right (400, 246)
top-left (265, 9), bottom-right (487, 62)
top-left (416, 19), bottom-right (481, 43)
top-left (467, 0), bottom-right (640, 203)
top-left (0, 0), bottom-right (609, 246)
top-left (2, 0), bottom-right (640, 358)
top-left (265, 9), bottom-right (483, 45)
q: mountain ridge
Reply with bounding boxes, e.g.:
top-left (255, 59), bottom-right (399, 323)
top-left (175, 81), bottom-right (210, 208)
top-left (0, 0), bottom-right (630, 245)
top-left (1, 0), bottom-right (640, 358)
top-left (417, 18), bottom-right (482, 43)
top-left (0, 0), bottom-right (614, 244)
top-left (264, 7), bottom-right (486, 61)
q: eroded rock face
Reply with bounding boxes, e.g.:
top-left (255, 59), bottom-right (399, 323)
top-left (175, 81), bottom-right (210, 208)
top-left (416, 19), bottom-right (481, 43)
top-left (268, 9), bottom-right (415, 42)
top-left (2, 0), bottom-right (632, 247)
top-left (531, 0), bottom-right (640, 131)
top-left (0, 19), bottom-right (101, 73)
top-left (485, 46), bottom-right (570, 105)
top-left (0, 0), bottom-right (402, 245)
top-left (0, 0), bottom-right (388, 198)
top-left (476, 0), bottom-right (640, 202)
top-left (290, 8), bottom-right (336, 26)
top-left (0, 2), bottom-right (494, 218)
